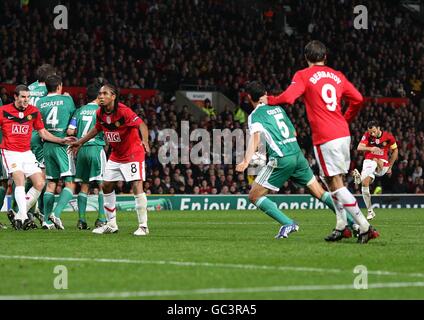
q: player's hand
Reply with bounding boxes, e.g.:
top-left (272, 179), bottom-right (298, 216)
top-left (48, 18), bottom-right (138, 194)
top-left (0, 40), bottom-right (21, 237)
top-left (143, 141), bottom-right (150, 154)
top-left (236, 160), bottom-right (249, 173)
top-left (370, 147), bottom-right (382, 153)
top-left (63, 92), bottom-right (71, 96)
top-left (259, 95), bottom-right (268, 104)
top-left (63, 136), bottom-right (78, 144)
top-left (387, 166), bottom-right (392, 174)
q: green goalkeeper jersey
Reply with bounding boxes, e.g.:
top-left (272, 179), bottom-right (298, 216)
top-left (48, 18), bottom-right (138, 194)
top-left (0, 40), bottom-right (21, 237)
top-left (68, 102), bottom-right (105, 146)
top-left (28, 81), bottom-right (48, 106)
top-left (37, 93), bottom-right (76, 138)
top-left (248, 104), bottom-right (301, 159)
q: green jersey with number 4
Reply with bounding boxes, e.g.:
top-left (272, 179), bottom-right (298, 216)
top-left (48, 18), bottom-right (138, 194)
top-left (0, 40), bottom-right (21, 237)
top-left (69, 102), bottom-right (105, 146)
top-left (37, 93), bottom-right (76, 138)
top-left (248, 104), bottom-right (301, 159)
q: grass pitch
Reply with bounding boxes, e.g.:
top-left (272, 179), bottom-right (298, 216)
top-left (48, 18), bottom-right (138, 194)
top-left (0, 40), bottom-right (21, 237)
top-left (0, 209), bottom-right (423, 300)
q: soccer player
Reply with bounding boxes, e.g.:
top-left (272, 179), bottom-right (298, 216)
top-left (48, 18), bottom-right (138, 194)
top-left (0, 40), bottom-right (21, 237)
top-left (12, 64), bottom-right (56, 223)
top-left (70, 84), bottom-right (150, 236)
top-left (1, 85), bottom-right (74, 230)
top-left (236, 81), bottom-right (356, 239)
top-left (37, 75), bottom-right (76, 230)
top-left (259, 40), bottom-right (378, 243)
top-left (67, 83), bottom-right (107, 230)
top-left (352, 121), bottom-right (398, 220)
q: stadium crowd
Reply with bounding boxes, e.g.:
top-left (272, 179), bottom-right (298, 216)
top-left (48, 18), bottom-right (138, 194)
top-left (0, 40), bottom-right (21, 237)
top-left (0, 0), bottom-right (423, 195)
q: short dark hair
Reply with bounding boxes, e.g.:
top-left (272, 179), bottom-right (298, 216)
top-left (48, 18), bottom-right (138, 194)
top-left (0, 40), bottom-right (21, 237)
top-left (304, 40), bottom-right (327, 63)
top-left (45, 74), bottom-right (62, 93)
top-left (36, 64), bottom-right (56, 82)
top-left (14, 84), bottom-right (29, 97)
top-left (367, 121), bottom-right (380, 129)
top-left (245, 81), bottom-right (266, 103)
top-left (86, 82), bottom-right (101, 101)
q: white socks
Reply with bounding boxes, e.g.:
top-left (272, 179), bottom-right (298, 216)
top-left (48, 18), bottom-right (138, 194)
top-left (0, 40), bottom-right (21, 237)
top-left (135, 193), bottom-right (148, 227)
top-left (103, 191), bottom-right (117, 226)
top-left (330, 193), bottom-right (348, 230)
top-left (333, 187), bottom-right (370, 233)
top-left (26, 187), bottom-right (41, 211)
top-left (15, 186), bottom-right (28, 221)
top-left (361, 186), bottom-right (372, 211)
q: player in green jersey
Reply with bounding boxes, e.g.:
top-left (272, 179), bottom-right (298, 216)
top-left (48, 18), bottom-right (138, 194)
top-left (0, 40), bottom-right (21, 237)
top-left (67, 83), bottom-right (107, 230)
top-left (236, 81), bottom-right (356, 239)
top-left (37, 74), bottom-right (76, 230)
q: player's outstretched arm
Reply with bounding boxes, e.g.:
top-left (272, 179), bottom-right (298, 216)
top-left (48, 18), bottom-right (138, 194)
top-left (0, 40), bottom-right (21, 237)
top-left (236, 132), bottom-right (260, 172)
top-left (259, 72), bottom-right (305, 106)
top-left (72, 127), bottom-right (99, 147)
top-left (38, 128), bottom-right (74, 145)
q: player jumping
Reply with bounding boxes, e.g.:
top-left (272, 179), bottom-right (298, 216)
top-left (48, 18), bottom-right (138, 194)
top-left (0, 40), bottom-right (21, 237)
top-left (352, 121), bottom-right (398, 220)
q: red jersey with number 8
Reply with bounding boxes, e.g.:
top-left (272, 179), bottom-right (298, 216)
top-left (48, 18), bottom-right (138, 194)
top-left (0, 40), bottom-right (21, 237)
top-left (267, 65), bottom-right (363, 145)
top-left (95, 103), bottom-right (145, 163)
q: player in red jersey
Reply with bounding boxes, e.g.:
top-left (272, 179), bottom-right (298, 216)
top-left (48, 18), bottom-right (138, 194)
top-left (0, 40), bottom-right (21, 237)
top-left (1, 85), bottom-right (74, 230)
top-left (259, 40), bottom-right (378, 243)
top-left (352, 121), bottom-right (398, 220)
top-left (70, 84), bottom-right (150, 236)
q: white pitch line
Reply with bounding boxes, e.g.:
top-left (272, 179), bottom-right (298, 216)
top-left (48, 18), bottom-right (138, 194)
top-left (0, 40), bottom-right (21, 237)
top-left (1, 281), bottom-right (424, 300)
top-left (0, 254), bottom-right (423, 279)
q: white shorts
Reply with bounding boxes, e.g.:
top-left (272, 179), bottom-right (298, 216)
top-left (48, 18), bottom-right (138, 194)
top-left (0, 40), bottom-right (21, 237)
top-left (313, 136), bottom-right (351, 177)
top-left (103, 159), bottom-right (146, 182)
top-left (1, 149), bottom-right (42, 178)
top-left (361, 159), bottom-right (389, 181)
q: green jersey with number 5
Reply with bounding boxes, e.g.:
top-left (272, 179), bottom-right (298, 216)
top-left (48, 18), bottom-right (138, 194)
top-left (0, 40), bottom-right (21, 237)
top-left (68, 102), bottom-right (105, 146)
top-left (248, 104), bottom-right (301, 159)
top-left (37, 93), bottom-right (76, 138)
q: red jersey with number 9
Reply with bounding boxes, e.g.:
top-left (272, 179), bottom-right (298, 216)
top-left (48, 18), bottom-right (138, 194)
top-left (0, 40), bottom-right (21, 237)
top-left (267, 65), bottom-right (363, 146)
top-left (95, 103), bottom-right (145, 163)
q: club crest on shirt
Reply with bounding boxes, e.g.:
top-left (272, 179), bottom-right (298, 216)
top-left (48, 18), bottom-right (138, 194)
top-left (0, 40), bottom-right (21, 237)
top-left (115, 121), bottom-right (121, 127)
top-left (18, 112), bottom-right (24, 119)
top-left (27, 115), bottom-right (32, 120)
top-left (106, 116), bottom-right (111, 124)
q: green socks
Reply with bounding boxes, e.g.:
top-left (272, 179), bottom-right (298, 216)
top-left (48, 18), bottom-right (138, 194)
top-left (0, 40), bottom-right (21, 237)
top-left (53, 187), bottom-right (74, 218)
top-left (97, 191), bottom-right (106, 222)
top-left (256, 196), bottom-right (293, 225)
top-left (78, 192), bottom-right (87, 222)
top-left (320, 191), bottom-right (355, 228)
top-left (43, 191), bottom-right (55, 224)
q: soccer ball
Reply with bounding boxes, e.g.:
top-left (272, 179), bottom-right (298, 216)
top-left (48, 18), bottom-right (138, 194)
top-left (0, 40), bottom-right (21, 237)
top-left (250, 152), bottom-right (266, 167)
